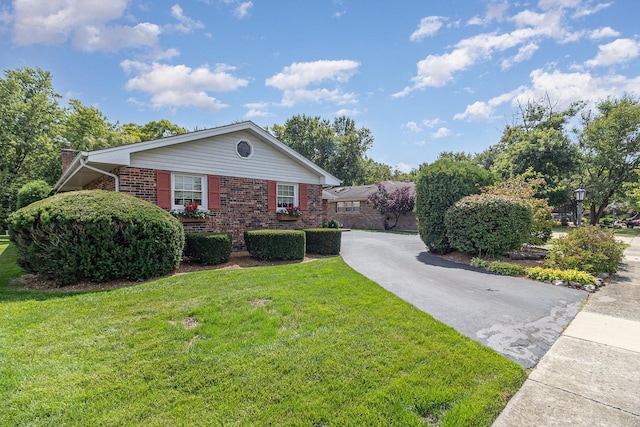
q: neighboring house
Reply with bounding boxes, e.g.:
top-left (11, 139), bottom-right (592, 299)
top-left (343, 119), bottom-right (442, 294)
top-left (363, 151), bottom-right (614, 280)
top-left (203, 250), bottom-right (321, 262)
top-left (323, 181), bottom-right (417, 232)
top-left (55, 121), bottom-right (341, 249)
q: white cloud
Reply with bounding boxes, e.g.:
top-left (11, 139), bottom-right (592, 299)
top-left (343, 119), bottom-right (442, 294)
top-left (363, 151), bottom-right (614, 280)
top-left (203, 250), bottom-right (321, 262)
top-left (409, 16), bottom-right (444, 42)
top-left (335, 108), bottom-right (361, 116)
top-left (170, 4), bottom-right (204, 33)
top-left (11, 0), bottom-right (162, 51)
top-left (573, 1), bottom-right (613, 18)
top-left (121, 61), bottom-right (249, 111)
top-left (234, 2), bottom-right (253, 19)
top-left (501, 42), bottom-right (539, 69)
top-left (395, 2), bottom-right (599, 96)
top-left (404, 121), bottom-right (422, 132)
top-left (585, 38), bottom-right (640, 68)
top-left (244, 102), bottom-right (272, 118)
top-left (266, 60), bottom-right (360, 107)
top-left (454, 101), bottom-right (494, 121)
top-left (422, 118), bottom-right (445, 128)
top-left (589, 26), bottom-right (620, 40)
top-left (468, 1), bottom-right (509, 26)
top-left (432, 127), bottom-right (451, 139)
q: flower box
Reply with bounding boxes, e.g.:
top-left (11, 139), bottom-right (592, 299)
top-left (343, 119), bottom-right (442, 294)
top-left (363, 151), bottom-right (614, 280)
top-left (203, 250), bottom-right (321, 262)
top-left (178, 216), bottom-right (208, 223)
top-left (277, 214), bottom-right (301, 221)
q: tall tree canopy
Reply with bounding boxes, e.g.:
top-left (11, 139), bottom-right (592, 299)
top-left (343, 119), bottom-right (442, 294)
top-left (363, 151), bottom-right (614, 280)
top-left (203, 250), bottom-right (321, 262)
top-left (0, 67), bottom-right (63, 227)
top-left (580, 96), bottom-right (640, 224)
top-left (270, 115), bottom-right (374, 186)
top-left (490, 98), bottom-right (582, 206)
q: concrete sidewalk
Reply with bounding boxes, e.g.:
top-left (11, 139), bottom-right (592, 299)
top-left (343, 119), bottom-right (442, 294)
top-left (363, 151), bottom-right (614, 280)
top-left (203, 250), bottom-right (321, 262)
top-left (493, 235), bottom-right (640, 426)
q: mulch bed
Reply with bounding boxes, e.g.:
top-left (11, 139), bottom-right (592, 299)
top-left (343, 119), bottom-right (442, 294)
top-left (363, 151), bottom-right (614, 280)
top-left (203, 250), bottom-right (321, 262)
top-left (13, 252), bottom-right (329, 292)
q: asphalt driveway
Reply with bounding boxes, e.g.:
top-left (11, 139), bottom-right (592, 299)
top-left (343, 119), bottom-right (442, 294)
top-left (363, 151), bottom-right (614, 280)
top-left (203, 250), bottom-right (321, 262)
top-left (340, 231), bottom-right (588, 368)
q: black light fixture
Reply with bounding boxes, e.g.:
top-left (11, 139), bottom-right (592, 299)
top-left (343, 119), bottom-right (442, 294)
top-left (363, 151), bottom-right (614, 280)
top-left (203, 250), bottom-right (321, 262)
top-left (575, 187), bottom-right (586, 226)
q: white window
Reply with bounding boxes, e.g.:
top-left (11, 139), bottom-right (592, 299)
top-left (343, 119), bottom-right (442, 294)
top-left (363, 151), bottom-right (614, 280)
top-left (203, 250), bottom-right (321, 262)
top-left (337, 201), bottom-right (360, 213)
top-left (172, 173), bottom-right (207, 210)
top-left (277, 183), bottom-right (298, 211)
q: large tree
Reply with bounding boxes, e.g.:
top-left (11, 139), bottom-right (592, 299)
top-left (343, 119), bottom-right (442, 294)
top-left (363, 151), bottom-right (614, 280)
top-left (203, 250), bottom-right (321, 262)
top-left (271, 115), bottom-right (373, 185)
top-left (490, 98), bottom-right (582, 206)
top-left (579, 96), bottom-right (640, 224)
top-left (62, 99), bottom-right (130, 151)
top-left (121, 119), bottom-right (187, 143)
top-left (0, 67), bottom-right (63, 228)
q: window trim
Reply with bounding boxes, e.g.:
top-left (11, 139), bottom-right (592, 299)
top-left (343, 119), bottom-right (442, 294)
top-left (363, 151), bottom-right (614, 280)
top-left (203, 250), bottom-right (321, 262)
top-left (336, 201), bottom-right (360, 213)
top-left (236, 139), bottom-right (253, 159)
top-left (171, 173), bottom-right (208, 211)
top-left (276, 182), bottom-right (299, 213)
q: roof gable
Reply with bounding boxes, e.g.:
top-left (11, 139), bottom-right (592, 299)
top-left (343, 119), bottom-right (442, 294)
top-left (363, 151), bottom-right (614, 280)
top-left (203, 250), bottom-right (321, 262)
top-left (55, 121), bottom-right (341, 191)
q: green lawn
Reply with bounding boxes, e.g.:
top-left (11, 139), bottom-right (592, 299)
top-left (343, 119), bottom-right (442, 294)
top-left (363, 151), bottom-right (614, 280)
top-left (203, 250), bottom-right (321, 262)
top-left (0, 236), bottom-right (526, 426)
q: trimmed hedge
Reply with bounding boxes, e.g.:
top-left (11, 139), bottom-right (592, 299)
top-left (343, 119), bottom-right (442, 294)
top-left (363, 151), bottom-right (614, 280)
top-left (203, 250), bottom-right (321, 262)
top-left (7, 190), bottom-right (184, 285)
top-left (415, 159), bottom-right (496, 254)
top-left (16, 180), bottom-right (52, 209)
top-left (244, 229), bottom-right (305, 260)
top-left (445, 194), bottom-right (532, 257)
top-left (184, 232), bottom-right (232, 265)
top-left (304, 228), bottom-right (341, 255)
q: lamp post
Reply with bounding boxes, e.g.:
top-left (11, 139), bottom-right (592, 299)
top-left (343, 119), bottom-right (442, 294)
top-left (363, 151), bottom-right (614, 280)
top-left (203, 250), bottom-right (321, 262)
top-left (575, 187), bottom-right (586, 227)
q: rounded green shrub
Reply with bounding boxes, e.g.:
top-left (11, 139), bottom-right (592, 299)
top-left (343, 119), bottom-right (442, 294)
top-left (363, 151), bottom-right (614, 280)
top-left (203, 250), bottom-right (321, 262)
top-left (244, 229), bottom-right (305, 260)
top-left (415, 160), bottom-right (496, 254)
top-left (445, 194), bottom-right (532, 257)
top-left (304, 228), bottom-right (341, 255)
top-left (8, 190), bottom-right (184, 285)
top-left (16, 180), bottom-right (52, 209)
top-left (184, 232), bottom-right (232, 265)
top-left (545, 226), bottom-right (626, 275)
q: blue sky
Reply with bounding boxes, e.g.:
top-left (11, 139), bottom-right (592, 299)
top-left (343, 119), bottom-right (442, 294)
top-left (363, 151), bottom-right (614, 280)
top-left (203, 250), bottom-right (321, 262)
top-left (2, 0), bottom-right (639, 172)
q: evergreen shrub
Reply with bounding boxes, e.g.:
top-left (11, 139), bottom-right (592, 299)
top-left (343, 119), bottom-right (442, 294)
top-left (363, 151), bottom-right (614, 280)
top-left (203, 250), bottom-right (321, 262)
top-left (415, 160), bottom-right (496, 254)
top-left (304, 228), bottom-right (341, 255)
top-left (184, 232), bottom-right (232, 265)
top-left (244, 229), bottom-right (305, 260)
top-left (445, 194), bottom-right (532, 257)
top-left (8, 190), bottom-right (184, 285)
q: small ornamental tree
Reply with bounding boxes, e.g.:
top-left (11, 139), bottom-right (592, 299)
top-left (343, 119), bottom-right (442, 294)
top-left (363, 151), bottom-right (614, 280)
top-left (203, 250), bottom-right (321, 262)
top-left (367, 183), bottom-right (415, 230)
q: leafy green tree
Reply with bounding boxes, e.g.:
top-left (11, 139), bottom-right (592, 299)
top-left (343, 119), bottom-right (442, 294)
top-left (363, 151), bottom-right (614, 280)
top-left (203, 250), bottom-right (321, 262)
top-left (415, 159), bottom-right (496, 254)
top-left (62, 99), bottom-right (131, 151)
top-left (0, 67), bottom-right (63, 229)
top-left (580, 96), bottom-right (640, 224)
top-left (271, 115), bottom-right (373, 185)
top-left (491, 99), bottom-right (582, 207)
top-left (122, 119), bottom-right (187, 142)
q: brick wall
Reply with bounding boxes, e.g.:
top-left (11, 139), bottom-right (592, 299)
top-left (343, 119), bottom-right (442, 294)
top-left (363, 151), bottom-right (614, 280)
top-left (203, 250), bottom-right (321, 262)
top-left (327, 200), bottom-right (417, 232)
top-left (85, 166), bottom-right (324, 250)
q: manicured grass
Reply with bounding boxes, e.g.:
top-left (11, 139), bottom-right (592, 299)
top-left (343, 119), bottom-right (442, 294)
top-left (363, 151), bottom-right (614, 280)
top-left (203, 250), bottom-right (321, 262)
top-left (0, 237), bottom-right (525, 426)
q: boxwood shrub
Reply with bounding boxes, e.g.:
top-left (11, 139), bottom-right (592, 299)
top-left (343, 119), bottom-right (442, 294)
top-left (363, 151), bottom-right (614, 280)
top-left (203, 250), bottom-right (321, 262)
top-left (244, 229), bottom-right (305, 260)
top-left (304, 228), bottom-right (341, 255)
top-left (445, 194), bottom-right (532, 257)
top-left (7, 190), bottom-right (184, 285)
top-left (184, 232), bottom-right (232, 265)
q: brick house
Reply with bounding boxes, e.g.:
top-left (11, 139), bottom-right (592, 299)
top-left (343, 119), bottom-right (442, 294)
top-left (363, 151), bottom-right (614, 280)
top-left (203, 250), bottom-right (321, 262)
top-left (54, 121), bottom-right (341, 249)
top-left (323, 181), bottom-right (417, 232)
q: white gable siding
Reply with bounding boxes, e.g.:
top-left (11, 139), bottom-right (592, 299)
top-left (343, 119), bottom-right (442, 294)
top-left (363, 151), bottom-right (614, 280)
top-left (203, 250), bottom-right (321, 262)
top-left (129, 130), bottom-right (321, 184)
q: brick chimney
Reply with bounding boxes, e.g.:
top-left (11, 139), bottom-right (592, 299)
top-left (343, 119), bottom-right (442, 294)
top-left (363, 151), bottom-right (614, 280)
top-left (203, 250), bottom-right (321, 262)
top-left (61, 141), bottom-right (77, 173)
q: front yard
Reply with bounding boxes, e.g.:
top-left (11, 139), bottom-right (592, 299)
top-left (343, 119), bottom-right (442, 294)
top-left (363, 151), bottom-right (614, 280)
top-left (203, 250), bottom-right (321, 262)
top-left (0, 235), bottom-right (525, 426)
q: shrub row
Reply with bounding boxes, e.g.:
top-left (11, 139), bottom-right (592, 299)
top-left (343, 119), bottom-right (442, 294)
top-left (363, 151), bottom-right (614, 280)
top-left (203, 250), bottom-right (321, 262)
top-left (470, 258), bottom-right (597, 285)
top-left (244, 228), bottom-right (342, 260)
